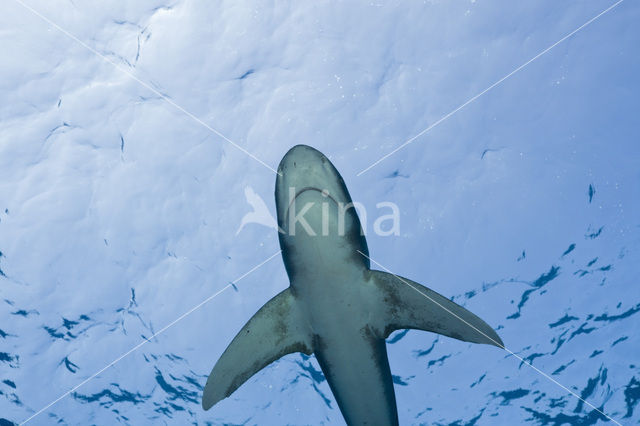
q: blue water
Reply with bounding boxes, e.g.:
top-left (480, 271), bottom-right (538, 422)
top-left (1, 1), bottom-right (639, 424)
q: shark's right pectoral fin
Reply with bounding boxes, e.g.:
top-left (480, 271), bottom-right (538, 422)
top-left (370, 270), bottom-right (504, 348)
top-left (202, 287), bottom-right (313, 410)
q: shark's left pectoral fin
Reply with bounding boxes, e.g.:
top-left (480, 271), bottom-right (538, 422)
top-left (370, 270), bottom-right (504, 348)
top-left (203, 287), bottom-right (313, 410)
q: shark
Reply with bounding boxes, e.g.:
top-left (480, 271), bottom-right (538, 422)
top-left (203, 145), bottom-right (504, 425)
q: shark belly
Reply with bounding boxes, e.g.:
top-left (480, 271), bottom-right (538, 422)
top-left (293, 270), bottom-right (398, 426)
top-left (314, 326), bottom-right (398, 426)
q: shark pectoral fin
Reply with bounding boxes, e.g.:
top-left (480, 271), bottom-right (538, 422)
top-left (202, 287), bottom-right (313, 410)
top-left (370, 270), bottom-right (504, 349)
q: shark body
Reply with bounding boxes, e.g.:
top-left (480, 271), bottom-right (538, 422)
top-left (203, 145), bottom-right (503, 425)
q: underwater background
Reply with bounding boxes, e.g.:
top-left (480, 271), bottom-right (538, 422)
top-left (1, 1), bottom-right (639, 424)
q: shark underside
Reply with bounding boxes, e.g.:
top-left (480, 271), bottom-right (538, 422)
top-left (203, 145), bottom-right (503, 425)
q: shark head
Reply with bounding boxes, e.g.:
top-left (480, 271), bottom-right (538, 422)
top-left (275, 144), bottom-right (369, 278)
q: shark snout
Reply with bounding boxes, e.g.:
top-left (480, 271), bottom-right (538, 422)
top-left (278, 144), bottom-right (327, 174)
top-left (275, 144), bottom-right (354, 236)
top-left (276, 145), bottom-right (336, 211)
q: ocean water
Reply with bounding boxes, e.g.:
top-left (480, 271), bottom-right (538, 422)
top-left (1, 1), bottom-right (639, 425)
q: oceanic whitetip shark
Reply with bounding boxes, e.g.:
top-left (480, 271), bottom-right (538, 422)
top-left (203, 145), bottom-right (504, 425)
